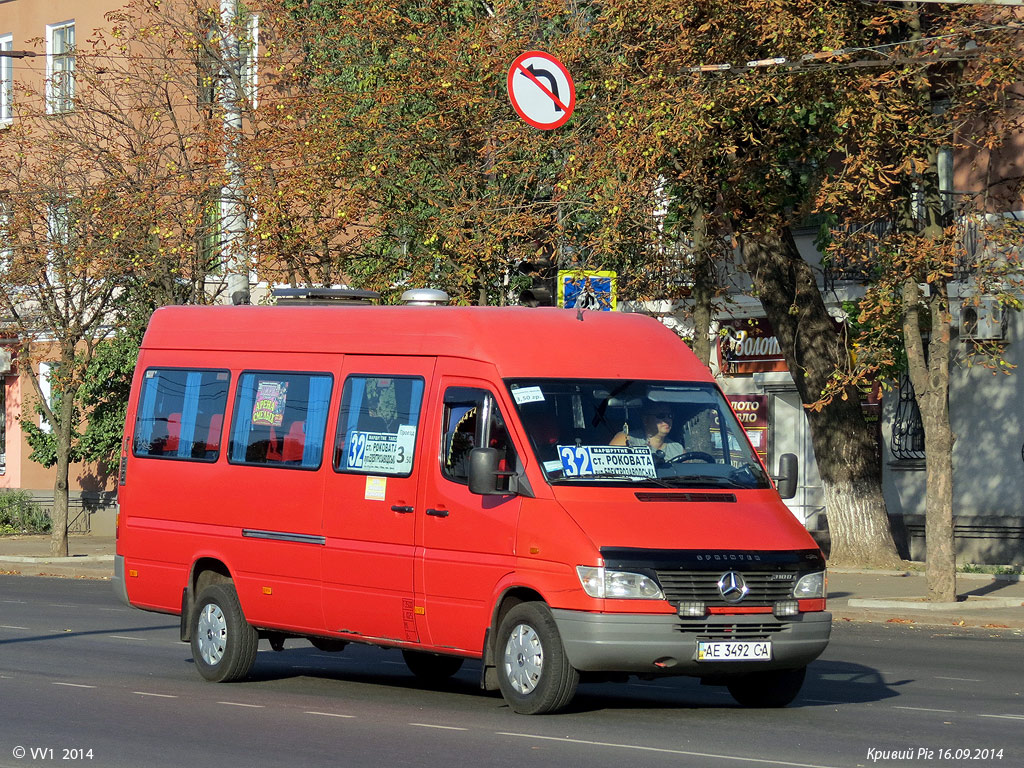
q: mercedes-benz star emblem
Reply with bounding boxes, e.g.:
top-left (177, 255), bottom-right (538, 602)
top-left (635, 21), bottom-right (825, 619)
top-left (717, 571), bottom-right (749, 603)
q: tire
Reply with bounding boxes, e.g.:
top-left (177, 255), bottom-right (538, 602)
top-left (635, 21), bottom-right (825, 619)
top-left (402, 650), bottom-right (465, 683)
top-left (496, 602), bottom-right (579, 715)
top-left (190, 583), bottom-right (259, 682)
top-left (726, 667), bottom-right (806, 708)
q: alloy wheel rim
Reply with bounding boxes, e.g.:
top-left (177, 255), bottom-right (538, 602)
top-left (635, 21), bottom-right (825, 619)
top-left (196, 603), bottom-right (228, 666)
top-left (502, 623), bottom-right (543, 695)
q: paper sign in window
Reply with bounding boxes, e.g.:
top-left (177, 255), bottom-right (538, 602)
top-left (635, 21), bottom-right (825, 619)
top-left (252, 381), bottom-right (287, 426)
top-left (347, 424), bottom-right (417, 474)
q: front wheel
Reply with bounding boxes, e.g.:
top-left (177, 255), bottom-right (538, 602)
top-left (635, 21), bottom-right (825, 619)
top-left (190, 583), bottom-right (259, 682)
top-left (726, 667), bottom-right (806, 707)
top-left (496, 602), bottom-right (579, 715)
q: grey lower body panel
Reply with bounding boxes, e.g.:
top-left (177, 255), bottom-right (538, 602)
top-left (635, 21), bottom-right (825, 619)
top-left (112, 555), bottom-right (131, 607)
top-left (551, 609), bottom-right (831, 675)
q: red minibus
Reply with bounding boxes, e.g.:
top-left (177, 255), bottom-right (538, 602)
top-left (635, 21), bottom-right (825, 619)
top-left (115, 298), bottom-right (829, 714)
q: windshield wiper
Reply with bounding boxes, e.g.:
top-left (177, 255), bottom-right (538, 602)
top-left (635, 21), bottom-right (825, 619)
top-left (661, 474), bottom-right (749, 489)
top-left (551, 472), bottom-right (675, 487)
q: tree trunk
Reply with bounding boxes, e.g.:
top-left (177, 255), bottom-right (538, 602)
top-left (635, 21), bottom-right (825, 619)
top-left (48, 382), bottom-right (77, 558)
top-left (738, 225), bottom-right (901, 567)
top-left (902, 280), bottom-right (956, 602)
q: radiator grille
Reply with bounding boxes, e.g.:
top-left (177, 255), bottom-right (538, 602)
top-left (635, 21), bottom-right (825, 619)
top-left (656, 570), bottom-right (797, 606)
top-left (675, 621), bottom-right (790, 640)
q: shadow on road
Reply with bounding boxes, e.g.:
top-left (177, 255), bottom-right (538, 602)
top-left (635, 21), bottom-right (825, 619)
top-left (199, 643), bottom-right (902, 714)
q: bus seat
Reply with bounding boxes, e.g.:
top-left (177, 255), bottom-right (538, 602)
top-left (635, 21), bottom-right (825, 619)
top-left (206, 413), bottom-right (223, 453)
top-left (164, 413), bottom-right (181, 454)
top-left (281, 421), bottom-right (305, 463)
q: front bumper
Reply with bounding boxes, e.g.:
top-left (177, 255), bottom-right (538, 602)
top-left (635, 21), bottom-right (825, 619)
top-left (552, 608), bottom-right (831, 675)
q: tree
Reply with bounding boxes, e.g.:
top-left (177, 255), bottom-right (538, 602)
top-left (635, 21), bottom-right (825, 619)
top-left (816, 4), bottom-right (1024, 599)
top-left (0, 0), bottom-right (244, 555)
top-left (567, 0), bottom-right (906, 566)
top-left (263, 0), bottom-right (1024, 576)
top-left (269, 0), bottom-right (904, 563)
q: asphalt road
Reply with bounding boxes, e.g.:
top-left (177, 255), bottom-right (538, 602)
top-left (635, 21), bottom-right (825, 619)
top-left (1, 576), bottom-right (1022, 768)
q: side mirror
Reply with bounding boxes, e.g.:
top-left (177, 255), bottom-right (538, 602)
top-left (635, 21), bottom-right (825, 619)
top-left (774, 453), bottom-right (798, 500)
top-left (468, 447), bottom-right (502, 495)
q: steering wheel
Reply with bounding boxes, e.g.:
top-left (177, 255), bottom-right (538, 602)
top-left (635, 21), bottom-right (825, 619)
top-left (667, 450), bottom-right (716, 464)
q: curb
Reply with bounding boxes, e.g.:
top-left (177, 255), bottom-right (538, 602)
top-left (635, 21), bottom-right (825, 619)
top-left (829, 567), bottom-right (1023, 583)
top-left (848, 596), bottom-right (1024, 611)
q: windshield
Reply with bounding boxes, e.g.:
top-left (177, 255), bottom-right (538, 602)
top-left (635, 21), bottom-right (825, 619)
top-left (506, 379), bottom-right (772, 490)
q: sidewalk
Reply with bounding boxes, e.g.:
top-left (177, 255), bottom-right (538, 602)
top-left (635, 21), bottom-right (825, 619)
top-left (2, 534), bottom-right (1023, 629)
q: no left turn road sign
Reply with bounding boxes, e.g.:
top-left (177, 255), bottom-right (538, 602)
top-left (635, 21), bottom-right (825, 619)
top-left (507, 51), bottom-right (575, 130)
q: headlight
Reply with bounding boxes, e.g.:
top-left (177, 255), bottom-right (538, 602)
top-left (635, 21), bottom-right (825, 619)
top-left (793, 570), bottom-right (827, 599)
top-left (576, 566), bottom-right (664, 599)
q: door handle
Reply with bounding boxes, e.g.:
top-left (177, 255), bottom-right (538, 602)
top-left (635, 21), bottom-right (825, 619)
top-left (425, 508), bottom-right (449, 517)
top-left (391, 505), bottom-right (414, 514)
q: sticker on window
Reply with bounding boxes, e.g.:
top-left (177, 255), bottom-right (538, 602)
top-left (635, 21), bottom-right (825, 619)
top-left (512, 386), bottom-right (545, 405)
top-left (347, 424), bottom-right (417, 473)
top-left (556, 445), bottom-right (657, 478)
top-left (252, 381), bottom-right (288, 426)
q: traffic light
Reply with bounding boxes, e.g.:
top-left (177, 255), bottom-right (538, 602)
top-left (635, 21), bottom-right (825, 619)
top-left (517, 240), bottom-right (556, 307)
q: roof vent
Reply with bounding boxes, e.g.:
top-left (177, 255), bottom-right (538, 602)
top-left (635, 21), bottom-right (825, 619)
top-left (400, 288), bottom-right (450, 306)
top-left (272, 287), bottom-right (380, 305)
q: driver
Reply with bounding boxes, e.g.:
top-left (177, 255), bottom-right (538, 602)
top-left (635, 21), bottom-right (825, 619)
top-left (610, 405), bottom-right (685, 462)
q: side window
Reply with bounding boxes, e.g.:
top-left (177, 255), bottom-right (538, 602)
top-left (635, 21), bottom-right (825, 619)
top-left (334, 375), bottom-right (424, 476)
top-left (133, 369), bottom-right (230, 461)
top-left (229, 371), bottom-right (332, 469)
top-left (441, 387), bottom-right (517, 485)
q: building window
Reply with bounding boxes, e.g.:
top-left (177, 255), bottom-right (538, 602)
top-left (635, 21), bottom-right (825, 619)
top-left (891, 373), bottom-right (925, 461)
top-left (46, 21), bottom-right (75, 114)
top-left (0, 199), bottom-right (11, 272)
top-left (0, 374), bottom-right (6, 473)
top-left (1, 34), bottom-right (13, 123)
top-left (38, 362), bottom-right (53, 434)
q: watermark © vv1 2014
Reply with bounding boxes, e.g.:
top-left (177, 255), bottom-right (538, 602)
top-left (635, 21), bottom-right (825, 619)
top-left (866, 747), bottom-right (1004, 762)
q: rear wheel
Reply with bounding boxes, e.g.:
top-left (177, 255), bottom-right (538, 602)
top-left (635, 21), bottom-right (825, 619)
top-left (496, 602), bottom-right (579, 715)
top-left (726, 667), bottom-right (806, 707)
top-left (402, 650), bottom-right (464, 683)
top-left (190, 583), bottom-right (258, 682)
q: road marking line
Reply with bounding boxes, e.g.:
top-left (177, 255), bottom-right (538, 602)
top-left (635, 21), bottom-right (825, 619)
top-left (936, 676), bottom-right (981, 682)
top-left (109, 635), bottom-right (145, 641)
top-left (134, 692), bottom-right (177, 698)
top-left (52, 683), bottom-right (97, 689)
top-left (979, 714), bottom-right (1024, 721)
top-left (893, 706), bottom-right (955, 713)
top-left (0, 625), bottom-right (29, 630)
top-left (305, 712), bottom-right (355, 719)
top-left (218, 702), bottom-right (264, 708)
top-left (496, 732), bottom-right (844, 767)
top-left (804, 699), bottom-right (844, 704)
top-left (410, 723), bottom-right (469, 731)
